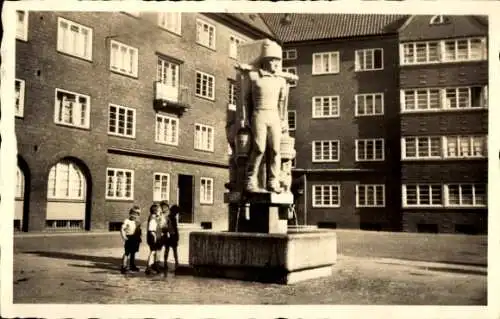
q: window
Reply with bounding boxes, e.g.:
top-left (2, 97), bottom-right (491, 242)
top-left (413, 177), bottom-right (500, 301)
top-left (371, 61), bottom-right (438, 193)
top-left (108, 104), bottom-right (136, 138)
top-left (46, 220), bottom-right (83, 231)
top-left (312, 96), bottom-right (340, 118)
top-left (155, 114), bottom-right (179, 145)
top-left (109, 40), bottom-right (138, 77)
top-left (355, 49), bottom-right (383, 71)
top-left (195, 123), bottom-right (214, 152)
top-left (312, 51), bottom-right (339, 75)
top-left (288, 110), bottom-right (296, 131)
top-left (228, 80), bottom-right (237, 110)
top-left (312, 140), bottom-right (340, 162)
top-left (312, 185), bottom-right (340, 207)
top-left (355, 93), bottom-right (384, 116)
top-left (356, 139), bottom-right (384, 161)
top-left (402, 184), bottom-right (443, 207)
top-left (158, 12), bottom-right (181, 34)
top-left (400, 38), bottom-right (486, 65)
top-left (356, 185), bottom-right (385, 207)
top-left (16, 166), bottom-right (25, 199)
top-left (229, 35), bottom-right (244, 59)
top-left (196, 19), bottom-right (216, 49)
top-left (57, 17), bottom-right (92, 61)
top-left (200, 177), bottom-right (214, 204)
top-left (15, 79), bottom-right (25, 118)
top-left (157, 57), bottom-right (180, 102)
top-left (283, 49), bottom-right (297, 60)
top-left (444, 136), bottom-right (487, 158)
top-left (54, 89), bottom-right (91, 129)
top-left (16, 10), bottom-right (28, 41)
top-left (402, 136), bottom-right (442, 159)
top-left (47, 160), bottom-right (86, 200)
top-left (445, 184), bottom-right (486, 207)
top-left (282, 66), bottom-right (297, 87)
top-left (153, 173), bottom-right (170, 202)
top-left (430, 15), bottom-right (450, 25)
top-left (195, 71), bottom-right (215, 100)
top-left (401, 86), bottom-right (488, 112)
top-left (106, 168), bottom-right (134, 200)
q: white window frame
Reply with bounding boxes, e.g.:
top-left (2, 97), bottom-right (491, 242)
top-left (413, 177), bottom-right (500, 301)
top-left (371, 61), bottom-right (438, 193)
top-left (15, 79), bottom-right (25, 118)
top-left (356, 184), bottom-right (385, 207)
top-left (16, 166), bottom-right (25, 199)
top-left (54, 88), bottom-right (91, 129)
top-left (444, 184), bottom-right (486, 208)
top-left (312, 140), bottom-right (340, 162)
top-left (283, 49), bottom-right (297, 61)
top-left (355, 48), bottom-right (384, 71)
top-left (16, 10), bottom-right (28, 41)
top-left (228, 80), bottom-right (237, 110)
top-left (355, 139), bottom-right (385, 161)
top-left (288, 110), bottom-right (296, 131)
top-left (157, 56), bottom-right (180, 88)
top-left (312, 184), bottom-right (341, 208)
top-left (106, 168), bottom-right (134, 200)
top-left (158, 12), bottom-right (182, 35)
top-left (194, 123), bottom-right (215, 152)
top-left (200, 177), bottom-right (214, 204)
top-left (355, 93), bottom-right (384, 116)
top-left (153, 173), bottom-right (170, 202)
top-left (195, 71), bottom-right (215, 100)
top-left (443, 136), bottom-right (487, 159)
top-left (108, 103), bottom-right (136, 138)
top-left (57, 17), bottom-right (93, 61)
top-left (312, 96), bottom-right (340, 118)
top-left (196, 18), bottom-right (216, 50)
top-left (401, 136), bottom-right (442, 160)
top-left (109, 40), bottom-right (139, 77)
top-left (430, 15), bottom-right (450, 25)
top-left (402, 184), bottom-right (443, 208)
top-left (155, 113), bottom-right (179, 146)
top-left (47, 160), bottom-right (86, 201)
top-left (282, 66), bottom-right (297, 87)
top-left (229, 34), bottom-right (244, 59)
top-left (312, 51), bottom-right (340, 75)
top-left (400, 37), bottom-right (487, 66)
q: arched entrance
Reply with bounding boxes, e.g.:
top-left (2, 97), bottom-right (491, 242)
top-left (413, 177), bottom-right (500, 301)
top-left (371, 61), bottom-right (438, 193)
top-left (16, 157), bottom-right (30, 232)
top-left (45, 158), bottom-right (92, 231)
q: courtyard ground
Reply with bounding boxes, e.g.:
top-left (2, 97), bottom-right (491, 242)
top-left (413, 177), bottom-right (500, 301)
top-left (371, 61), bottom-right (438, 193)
top-left (12, 229), bottom-right (487, 305)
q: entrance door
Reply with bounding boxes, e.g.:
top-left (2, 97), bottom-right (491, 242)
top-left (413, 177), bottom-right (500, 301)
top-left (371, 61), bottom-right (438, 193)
top-left (177, 174), bottom-right (193, 223)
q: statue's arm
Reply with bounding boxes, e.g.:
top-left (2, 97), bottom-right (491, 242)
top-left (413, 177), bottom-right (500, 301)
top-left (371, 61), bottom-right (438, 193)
top-left (278, 78), bottom-right (288, 131)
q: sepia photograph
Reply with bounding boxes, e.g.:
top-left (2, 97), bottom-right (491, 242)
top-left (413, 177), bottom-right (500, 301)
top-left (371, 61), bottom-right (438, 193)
top-left (0, 0), bottom-right (497, 318)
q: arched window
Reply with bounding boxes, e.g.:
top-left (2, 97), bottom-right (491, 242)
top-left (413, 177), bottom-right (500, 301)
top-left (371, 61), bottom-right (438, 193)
top-left (47, 160), bottom-right (85, 200)
top-left (16, 166), bottom-right (25, 199)
top-left (430, 15), bottom-right (450, 25)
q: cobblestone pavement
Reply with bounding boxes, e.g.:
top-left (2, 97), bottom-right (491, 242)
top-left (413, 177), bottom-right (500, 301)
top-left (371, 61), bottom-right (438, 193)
top-left (13, 247), bottom-right (486, 305)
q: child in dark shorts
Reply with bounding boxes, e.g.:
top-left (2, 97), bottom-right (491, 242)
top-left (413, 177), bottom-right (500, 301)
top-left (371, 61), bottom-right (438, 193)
top-left (120, 206), bottom-right (142, 274)
top-left (164, 205), bottom-right (180, 275)
top-left (145, 204), bottom-right (162, 275)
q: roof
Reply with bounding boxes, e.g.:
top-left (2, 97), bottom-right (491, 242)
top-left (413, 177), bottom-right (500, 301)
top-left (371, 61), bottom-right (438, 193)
top-left (226, 13), bottom-right (276, 38)
top-left (261, 13), bottom-right (410, 43)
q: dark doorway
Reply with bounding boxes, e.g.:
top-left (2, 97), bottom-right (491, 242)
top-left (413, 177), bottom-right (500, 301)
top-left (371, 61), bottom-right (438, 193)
top-left (178, 174), bottom-right (194, 223)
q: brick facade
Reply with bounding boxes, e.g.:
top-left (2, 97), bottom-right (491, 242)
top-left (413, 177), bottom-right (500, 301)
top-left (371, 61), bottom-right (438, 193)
top-left (15, 11), bottom-right (271, 232)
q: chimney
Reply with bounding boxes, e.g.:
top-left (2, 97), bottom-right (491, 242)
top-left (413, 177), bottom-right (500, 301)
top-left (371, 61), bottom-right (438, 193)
top-left (281, 13), bottom-right (292, 25)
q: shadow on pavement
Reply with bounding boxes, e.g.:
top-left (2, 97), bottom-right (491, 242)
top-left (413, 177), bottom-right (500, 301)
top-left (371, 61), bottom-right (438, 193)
top-left (25, 251), bottom-right (193, 276)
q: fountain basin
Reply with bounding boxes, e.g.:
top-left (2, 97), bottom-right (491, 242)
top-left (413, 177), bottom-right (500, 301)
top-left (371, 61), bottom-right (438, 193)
top-left (189, 229), bottom-right (337, 284)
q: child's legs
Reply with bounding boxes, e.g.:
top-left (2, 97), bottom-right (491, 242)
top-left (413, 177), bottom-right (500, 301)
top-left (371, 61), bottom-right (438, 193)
top-left (122, 252), bottom-right (129, 268)
top-left (147, 249), bottom-right (156, 267)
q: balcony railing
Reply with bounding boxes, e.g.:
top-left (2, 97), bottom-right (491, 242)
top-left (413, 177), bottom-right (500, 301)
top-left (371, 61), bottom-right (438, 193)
top-left (154, 82), bottom-right (191, 115)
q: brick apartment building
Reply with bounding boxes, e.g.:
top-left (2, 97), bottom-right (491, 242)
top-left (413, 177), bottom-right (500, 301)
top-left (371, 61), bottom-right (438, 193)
top-left (14, 11), bottom-right (488, 234)
top-left (14, 11), bottom-right (275, 232)
top-left (263, 14), bottom-right (488, 234)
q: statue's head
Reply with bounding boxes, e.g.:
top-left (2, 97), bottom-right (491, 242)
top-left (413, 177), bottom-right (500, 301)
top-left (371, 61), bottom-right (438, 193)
top-left (261, 39), bottom-right (282, 73)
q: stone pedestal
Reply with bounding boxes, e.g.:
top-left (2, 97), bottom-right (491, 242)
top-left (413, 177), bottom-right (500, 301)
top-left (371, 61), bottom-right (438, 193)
top-left (189, 229), bottom-right (337, 284)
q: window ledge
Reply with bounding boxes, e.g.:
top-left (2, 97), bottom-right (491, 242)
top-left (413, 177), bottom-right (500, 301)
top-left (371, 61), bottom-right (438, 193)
top-left (196, 42), bottom-right (216, 52)
top-left (110, 68), bottom-right (138, 79)
top-left (57, 49), bottom-right (92, 63)
top-left (355, 68), bottom-right (384, 72)
top-left (195, 94), bottom-right (215, 102)
top-left (105, 197), bottom-right (135, 202)
top-left (55, 122), bottom-right (91, 131)
top-left (108, 132), bottom-right (136, 140)
top-left (401, 107), bottom-right (487, 114)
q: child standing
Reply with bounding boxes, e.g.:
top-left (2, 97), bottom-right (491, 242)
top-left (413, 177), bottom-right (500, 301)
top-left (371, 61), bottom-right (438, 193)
top-left (145, 204), bottom-right (161, 275)
top-left (120, 205), bottom-right (142, 274)
top-left (164, 204), bottom-right (180, 275)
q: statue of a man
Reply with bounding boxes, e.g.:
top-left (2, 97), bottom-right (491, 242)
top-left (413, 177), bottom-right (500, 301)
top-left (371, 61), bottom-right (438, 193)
top-left (244, 40), bottom-right (288, 193)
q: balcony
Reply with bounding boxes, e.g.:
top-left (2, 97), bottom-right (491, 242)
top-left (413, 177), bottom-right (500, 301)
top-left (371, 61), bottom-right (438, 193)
top-left (154, 82), bottom-right (191, 116)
